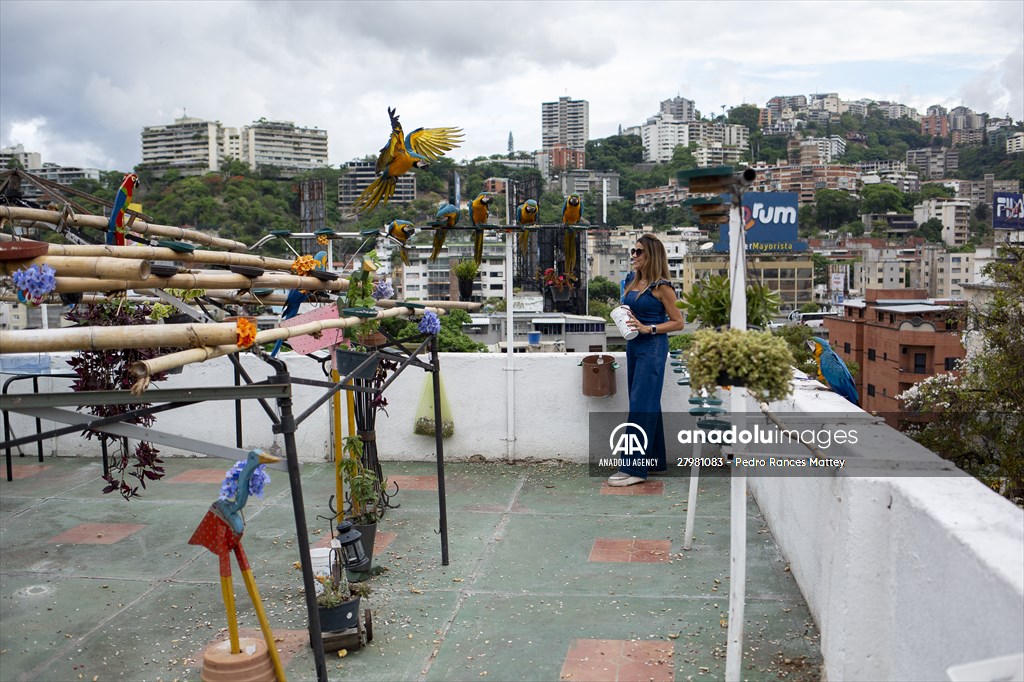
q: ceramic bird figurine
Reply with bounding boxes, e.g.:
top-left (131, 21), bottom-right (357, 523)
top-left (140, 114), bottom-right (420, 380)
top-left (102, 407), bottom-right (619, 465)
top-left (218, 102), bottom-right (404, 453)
top-left (355, 107), bottom-right (463, 213)
top-left (469, 193), bottom-right (493, 265)
top-left (807, 337), bottom-right (859, 406)
top-left (106, 173), bottom-right (139, 246)
top-left (517, 199), bottom-right (538, 253)
top-left (430, 203), bottom-right (460, 261)
top-left (189, 450), bottom-right (285, 680)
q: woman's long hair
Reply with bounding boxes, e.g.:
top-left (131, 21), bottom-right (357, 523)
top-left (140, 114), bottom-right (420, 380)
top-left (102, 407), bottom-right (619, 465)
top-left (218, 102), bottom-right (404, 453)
top-left (631, 233), bottom-right (672, 290)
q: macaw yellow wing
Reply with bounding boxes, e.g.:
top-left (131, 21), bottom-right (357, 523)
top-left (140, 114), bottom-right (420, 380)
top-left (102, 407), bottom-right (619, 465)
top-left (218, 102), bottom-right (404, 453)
top-left (407, 126), bottom-right (464, 161)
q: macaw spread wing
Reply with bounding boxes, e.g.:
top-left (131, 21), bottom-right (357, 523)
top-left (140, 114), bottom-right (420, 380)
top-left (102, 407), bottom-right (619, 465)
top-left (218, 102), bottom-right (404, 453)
top-left (406, 126), bottom-right (464, 160)
top-left (376, 124), bottom-right (407, 175)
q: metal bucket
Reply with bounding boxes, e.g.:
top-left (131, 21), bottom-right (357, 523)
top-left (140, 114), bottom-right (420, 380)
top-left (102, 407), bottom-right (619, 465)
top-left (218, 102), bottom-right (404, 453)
top-left (581, 354), bottom-right (618, 397)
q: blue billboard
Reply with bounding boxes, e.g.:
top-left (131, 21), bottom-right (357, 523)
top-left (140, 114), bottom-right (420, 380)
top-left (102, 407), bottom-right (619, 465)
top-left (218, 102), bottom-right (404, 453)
top-left (713, 192), bottom-right (808, 253)
top-left (993, 192), bottom-right (1023, 230)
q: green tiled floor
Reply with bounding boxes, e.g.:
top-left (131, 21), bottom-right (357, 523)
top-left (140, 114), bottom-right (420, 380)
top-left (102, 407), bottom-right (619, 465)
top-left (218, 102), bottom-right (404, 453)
top-left (1, 458), bottom-right (821, 681)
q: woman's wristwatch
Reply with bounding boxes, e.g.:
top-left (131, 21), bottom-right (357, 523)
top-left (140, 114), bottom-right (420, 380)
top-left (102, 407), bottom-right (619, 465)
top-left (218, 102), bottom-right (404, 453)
top-left (650, 325), bottom-right (658, 335)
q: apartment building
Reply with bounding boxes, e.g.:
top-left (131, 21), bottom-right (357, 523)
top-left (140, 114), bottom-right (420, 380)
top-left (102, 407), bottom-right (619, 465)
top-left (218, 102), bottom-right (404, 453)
top-left (950, 174), bottom-right (1021, 207)
top-left (587, 228), bottom-right (701, 283)
top-left (906, 147), bottom-right (958, 180)
top-left (948, 106), bottom-right (985, 132)
top-left (0, 144), bottom-right (41, 170)
top-left (541, 96), bottom-right (589, 152)
top-left (860, 213), bottom-right (918, 238)
top-left (920, 114), bottom-right (949, 139)
top-left (239, 119), bottom-right (328, 175)
top-left (951, 129), bottom-right (984, 147)
top-left (141, 116), bottom-right (226, 175)
top-left (641, 116), bottom-right (689, 163)
top-left (634, 179), bottom-right (691, 212)
top-left (765, 95), bottom-right (808, 120)
top-left (884, 103), bottom-right (920, 121)
top-left (682, 252), bottom-right (815, 310)
top-left (751, 164), bottom-right (860, 204)
top-left (1007, 132), bottom-right (1024, 155)
top-left (824, 288), bottom-right (965, 418)
top-left (789, 136), bottom-right (847, 164)
top-left (861, 170), bottom-right (920, 193)
top-left (556, 170), bottom-right (621, 202)
top-left (18, 163), bottom-right (102, 201)
top-left (914, 197), bottom-right (971, 248)
top-left (851, 247), bottom-right (915, 293)
top-left (919, 245), bottom-right (975, 298)
top-left (660, 96), bottom-right (698, 122)
top-left (338, 161), bottom-right (415, 208)
top-left (548, 144), bottom-right (586, 171)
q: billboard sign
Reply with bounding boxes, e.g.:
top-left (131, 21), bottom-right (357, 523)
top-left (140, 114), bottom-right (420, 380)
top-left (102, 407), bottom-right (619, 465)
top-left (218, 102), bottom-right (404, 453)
top-left (713, 192), bottom-right (808, 253)
top-left (993, 192), bottom-right (1023, 230)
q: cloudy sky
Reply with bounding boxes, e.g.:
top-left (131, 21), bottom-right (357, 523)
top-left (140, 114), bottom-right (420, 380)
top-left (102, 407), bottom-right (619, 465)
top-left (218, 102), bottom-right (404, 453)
top-left (2, 0), bottom-right (1022, 173)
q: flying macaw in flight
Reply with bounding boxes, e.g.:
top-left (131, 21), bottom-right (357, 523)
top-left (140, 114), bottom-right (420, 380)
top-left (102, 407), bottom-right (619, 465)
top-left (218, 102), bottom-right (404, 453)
top-left (385, 220), bottom-right (416, 265)
top-left (807, 336), bottom-right (859, 406)
top-left (270, 250), bottom-right (327, 357)
top-left (106, 173), bottom-right (139, 246)
top-left (517, 199), bottom-right (538, 253)
top-left (430, 203), bottom-right (460, 261)
top-left (355, 107), bottom-right (463, 214)
top-left (561, 193), bottom-right (583, 275)
top-left (469, 193), bottom-right (493, 265)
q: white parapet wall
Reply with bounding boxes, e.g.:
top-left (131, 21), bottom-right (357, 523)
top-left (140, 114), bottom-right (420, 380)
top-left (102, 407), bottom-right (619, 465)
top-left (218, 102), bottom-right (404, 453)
top-left (3, 351), bottom-right (1022, 679)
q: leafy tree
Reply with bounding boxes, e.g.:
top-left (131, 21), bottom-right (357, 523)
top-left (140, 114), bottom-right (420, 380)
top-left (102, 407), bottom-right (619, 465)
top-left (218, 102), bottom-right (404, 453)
top-left (585, 134), bottom-right (644, 172)
top-left (919, 217), bottom-right (945, 243)
top-left (860, 183), bottom-right (906, 214)
top-left (814, 188), bottom-right (860, 230)
top-left (727, 104), bottom-right (760, 132)
top-left (588, 275), bottom-right (620, 303)
top-left (900, 245), bottom-right (1024, 502)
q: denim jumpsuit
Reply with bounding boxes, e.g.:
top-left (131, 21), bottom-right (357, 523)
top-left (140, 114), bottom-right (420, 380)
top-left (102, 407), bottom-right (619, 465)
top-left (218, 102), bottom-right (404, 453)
top-left (619, 273), bottom-right (671, 478)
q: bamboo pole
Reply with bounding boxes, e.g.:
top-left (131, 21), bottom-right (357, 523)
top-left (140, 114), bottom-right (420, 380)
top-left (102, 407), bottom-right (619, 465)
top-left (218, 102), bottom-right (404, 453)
top-left (52, 272), bottom-right (348, 294)
top-left (31, 242), bottom-right (299, 271)
top-left (130, 306), bottom-right (447, 381)
top-left (0, 322), bottom-right (239, 353)
top-left (0, 206), bottom-right (249, 252)
top-left (0, 255), bottom-right (151, 280)
top-left (375, 299), bottom-right (482, 311)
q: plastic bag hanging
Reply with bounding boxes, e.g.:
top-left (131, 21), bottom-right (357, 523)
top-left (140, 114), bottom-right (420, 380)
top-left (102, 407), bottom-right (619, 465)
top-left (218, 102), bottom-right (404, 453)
top-left (413, 373), bottom-right (454, 438)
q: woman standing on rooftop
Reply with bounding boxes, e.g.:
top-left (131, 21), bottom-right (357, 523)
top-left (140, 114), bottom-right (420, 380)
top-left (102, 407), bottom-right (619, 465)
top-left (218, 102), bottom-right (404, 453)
top-left (608, 233), bottom-right (685, 487)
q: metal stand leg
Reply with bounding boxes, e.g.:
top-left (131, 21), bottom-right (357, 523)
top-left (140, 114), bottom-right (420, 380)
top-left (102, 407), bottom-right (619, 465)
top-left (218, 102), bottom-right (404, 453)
top-left (683, 441), bottom-right (701, 551)
top-left (430, 335), bottom-right (450, 565)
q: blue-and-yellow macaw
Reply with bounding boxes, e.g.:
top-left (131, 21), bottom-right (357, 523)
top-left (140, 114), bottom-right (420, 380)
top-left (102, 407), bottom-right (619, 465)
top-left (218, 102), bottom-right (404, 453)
top-left (270, 250), bottom-right (327, 357)
top-left (430, 202), bottom-right (460, 261)
top-left (561, 193), bottom-right (583, 274)
top-left (355, 108), bottom-right (463, 214)
top-left (469, 193), bottom-right (493, 265)
top-left (517, 199), bottom-right (538, 253)
top-left (106, 173), bottom-right (139, 246)
top-left (807, 337), bottom-right (859, 406)
top-left (385, 220), bottom-right (415, 265)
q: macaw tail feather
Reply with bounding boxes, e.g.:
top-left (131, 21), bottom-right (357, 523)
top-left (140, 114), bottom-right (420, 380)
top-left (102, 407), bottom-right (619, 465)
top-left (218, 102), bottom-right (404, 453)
top-left (400, 249), bottom-right (410, 266)
top-left (430, 231), bottom-right (447, 262)
top-left (355, 176), bottom-right (396, 214)
top-left (518, 229), bottom-right (531, 255)
top-left (473, 230), bottom-right (484, 265)
top-left (564, 229), bottom-right (577, 275)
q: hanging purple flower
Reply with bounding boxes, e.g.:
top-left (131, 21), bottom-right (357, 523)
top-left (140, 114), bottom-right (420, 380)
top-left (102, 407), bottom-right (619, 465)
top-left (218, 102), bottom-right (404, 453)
top-left (11, 264), bottom-right (57, 305)
top-left (219, 460), bottom-right (271, 501)
top-left (371, 279), bottom-right (394, 301)
top-left (418, 310), bottom-right (441, 335)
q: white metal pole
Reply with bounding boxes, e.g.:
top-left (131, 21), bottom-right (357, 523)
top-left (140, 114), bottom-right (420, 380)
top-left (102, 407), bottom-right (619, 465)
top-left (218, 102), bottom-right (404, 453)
top-left (504, 180), bottom-right (516, 463)
top-left (724, 195), bottom-right (748, 682)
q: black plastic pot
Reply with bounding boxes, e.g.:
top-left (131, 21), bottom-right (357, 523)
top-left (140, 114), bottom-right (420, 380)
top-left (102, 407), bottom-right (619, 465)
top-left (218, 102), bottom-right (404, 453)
top-left (715, 371), bottom-right (746, 387)
top-left (318, 596), bottom-right (361, 633)
top-left (336, 349), bottom-right (380, 381)
top-left (458, 279), bottom-right (474, 301)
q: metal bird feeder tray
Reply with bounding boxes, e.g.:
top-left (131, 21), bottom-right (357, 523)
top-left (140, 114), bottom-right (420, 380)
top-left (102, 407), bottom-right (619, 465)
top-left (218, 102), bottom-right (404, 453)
top-left (580, 354), bottom-right (618, 398)
top-left (157, 239), bottom-right (196, 253)
top-left (270, 229), bottom-right (292, 238)
top-left (314, 228), bottom-right (337, 239)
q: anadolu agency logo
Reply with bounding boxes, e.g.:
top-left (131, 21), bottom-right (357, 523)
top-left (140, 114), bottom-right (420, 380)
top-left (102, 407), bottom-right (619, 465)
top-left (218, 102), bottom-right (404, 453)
top-left (610, 422), bottom-right (647, 457)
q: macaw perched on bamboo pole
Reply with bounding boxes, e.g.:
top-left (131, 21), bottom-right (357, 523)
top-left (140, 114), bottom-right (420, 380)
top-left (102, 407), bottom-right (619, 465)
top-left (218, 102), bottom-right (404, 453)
top-left (189, 449), bottom-right (286, 681)
top-left (517, 199), bottom-right (539, 253)
top-left (106, 173), bottom-right (139, 246)
top-left (807, 337), bottom-right (860, 406)
top-left (355, 107), bottom-right (463, 214)
top-left (469, 193), bottom-right (493, 265)
top-left (430, 203), bottom-right (460, 262)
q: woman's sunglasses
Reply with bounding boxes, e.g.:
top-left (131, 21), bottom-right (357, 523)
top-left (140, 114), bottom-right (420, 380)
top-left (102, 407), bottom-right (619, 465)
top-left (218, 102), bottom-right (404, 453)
top-left (630, 248), bottom-right (645, 256)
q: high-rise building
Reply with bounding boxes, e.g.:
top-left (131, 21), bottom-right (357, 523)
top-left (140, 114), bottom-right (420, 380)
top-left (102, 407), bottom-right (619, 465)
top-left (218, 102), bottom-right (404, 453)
top-left (141, 116), bottom-right (226, 176)
top-left (239, 119), bottom-right (328, 176)
top-left (541, 96), bottom-right (590, 154)
top-left (659, 96), bottom-right (697, 122)
top-left (0, 144), bottom-right (41, 170)
top-left (906, 148), bottom-right (958, 180)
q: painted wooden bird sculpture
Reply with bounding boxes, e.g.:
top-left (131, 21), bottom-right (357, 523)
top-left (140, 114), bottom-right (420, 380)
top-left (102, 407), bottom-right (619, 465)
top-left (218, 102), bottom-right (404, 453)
top-left (189, 449), bottom-right (285, 680)
top-left (355, 107), bottom-right (463, 214)
top-left (517, 199), bottom-right (538, 253)
top-left (430, 202), bottom-right (460, 261)
top-left (470, 192), bottom-right (493, 265)
top-left (106, 173), bottom-right (139, 246)
top-left (807, 336), bottom-right (859, 406)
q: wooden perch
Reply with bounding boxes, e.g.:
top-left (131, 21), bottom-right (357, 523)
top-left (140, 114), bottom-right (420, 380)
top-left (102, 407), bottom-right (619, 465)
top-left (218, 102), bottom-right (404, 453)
top-left (52, 271), bottom-right (348, 294)
top-left (130, 306), bottom-right (448, 382)
top-left (24, 242), bottom-right (298, 271)
top-left (0, 206), bottom-right (249, 252)
top-left (0, 322), bottom-right (239, 353)
top-left (0, 255), bottom-right (151, 280)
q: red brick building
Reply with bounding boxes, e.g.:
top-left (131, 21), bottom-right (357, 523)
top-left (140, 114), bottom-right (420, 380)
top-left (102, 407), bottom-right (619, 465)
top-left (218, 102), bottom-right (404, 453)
top-left (824, 288), bottom-right (965, 421)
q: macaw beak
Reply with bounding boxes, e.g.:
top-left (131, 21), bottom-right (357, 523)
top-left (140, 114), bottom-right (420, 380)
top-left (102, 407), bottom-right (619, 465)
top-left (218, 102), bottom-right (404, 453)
top-left (805, 340), bottom-right (816, 351)
top-left (258, 452), bottom-right (282, 465)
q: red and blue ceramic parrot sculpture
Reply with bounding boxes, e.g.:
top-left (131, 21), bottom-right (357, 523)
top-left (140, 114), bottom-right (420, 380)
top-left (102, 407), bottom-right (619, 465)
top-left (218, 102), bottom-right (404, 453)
top-left (355, 108), bottom-right (463, 214)
top-left (807, 337), bottom-right (859, 406)
top-left (106, 173), bottom-right (139, 246)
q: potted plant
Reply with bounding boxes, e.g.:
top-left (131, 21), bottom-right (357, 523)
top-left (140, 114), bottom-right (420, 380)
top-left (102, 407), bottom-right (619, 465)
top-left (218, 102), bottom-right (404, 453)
top-left (316, 549), bottom-right (372, 633)
top-left (687, 328), bottom-right (795, 402)
top-left (339, 435), bottom-right (384, 573)
top-left (540, 267), bottom-right (577, 302)
top-left (342, 252), bottom-right (389, 349)
top-left (453, 259), bottom-right (478, 301)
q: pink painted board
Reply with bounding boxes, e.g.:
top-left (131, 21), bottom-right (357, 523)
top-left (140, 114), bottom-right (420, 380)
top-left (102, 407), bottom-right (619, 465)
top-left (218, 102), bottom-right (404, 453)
top-left (280, 302), bottom-right (350, 354)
